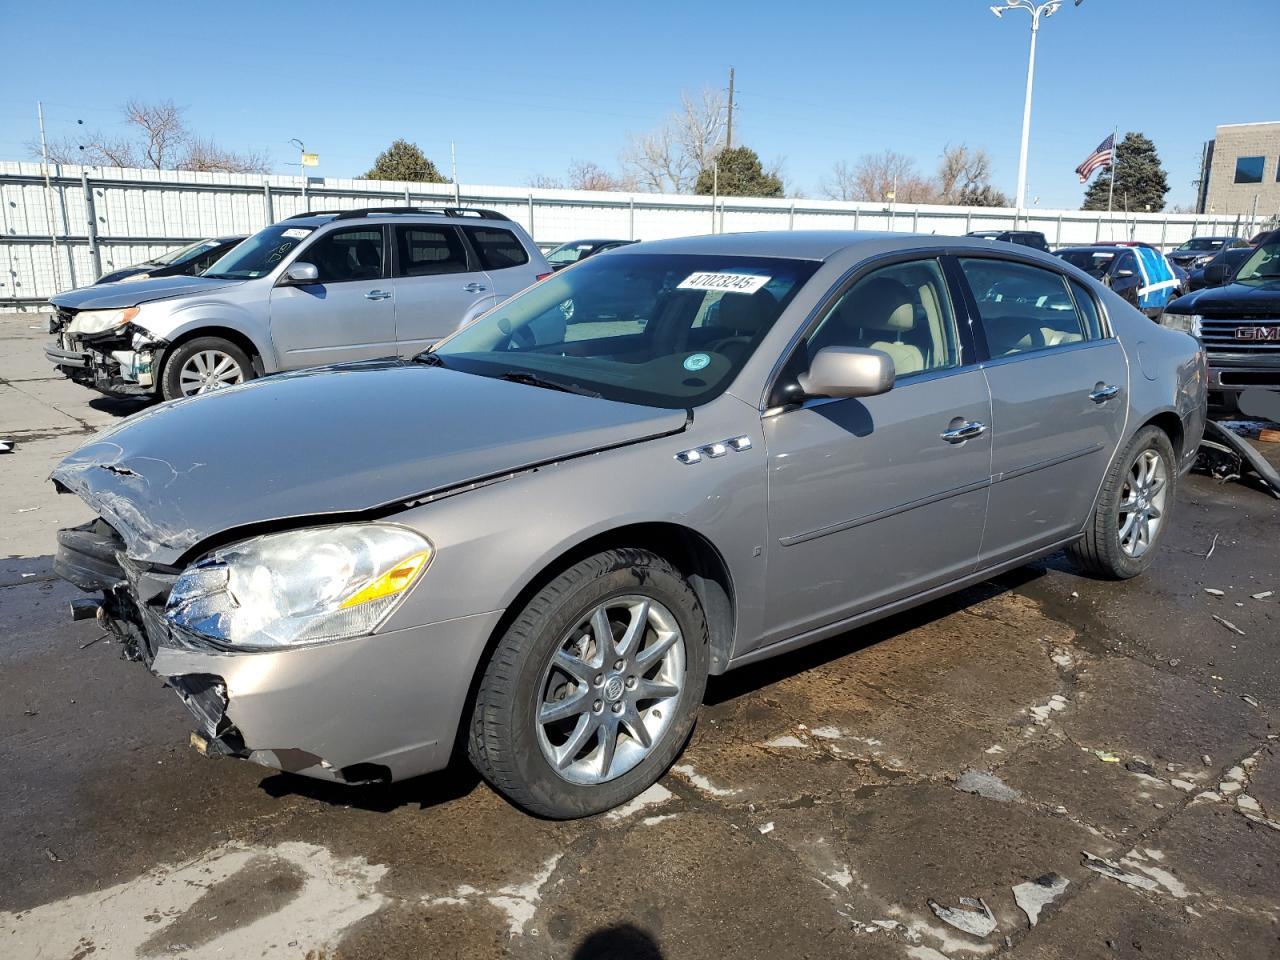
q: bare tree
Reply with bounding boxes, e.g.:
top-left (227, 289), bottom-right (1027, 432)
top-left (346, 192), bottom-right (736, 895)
top-left (30, 99), bottom-right (267, 173)
top-left (936, 143), bottom-right (1006, 206)
top-left (825, 151), bottom-right (936, 203)
top-left (181, 137), bottom-right (271, 174)
top-left (567, 159), bottom-right (625, 191)
top-left (524, 172), bottom-right (564, 189)
top-left (622, 87), bottom-right (726, 194)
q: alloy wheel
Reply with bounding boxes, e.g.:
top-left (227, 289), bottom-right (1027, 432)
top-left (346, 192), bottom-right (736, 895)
top-left (535, 595), bottom-right (685, 785)
top-left (1118, 448), bottom-right (1169, 558)
top-left (178, 349), bottom-right (244, 396)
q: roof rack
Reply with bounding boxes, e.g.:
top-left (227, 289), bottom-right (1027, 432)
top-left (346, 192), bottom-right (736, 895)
top-left (285, 206), bottom-right (511, 222)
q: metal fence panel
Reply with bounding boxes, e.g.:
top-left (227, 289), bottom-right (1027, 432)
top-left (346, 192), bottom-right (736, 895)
top-left (1, 160), bottom-right (1260, 309)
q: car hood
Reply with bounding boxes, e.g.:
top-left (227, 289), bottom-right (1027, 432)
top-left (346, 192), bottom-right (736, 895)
top-left (50, 275), bottom-right (243, 310)
top-left (1173, 280), bottom-right (1280, 316)
top-left (51, 360), bottom-right (688, 564)
top-left (95, 264), bottom-right (158, 285)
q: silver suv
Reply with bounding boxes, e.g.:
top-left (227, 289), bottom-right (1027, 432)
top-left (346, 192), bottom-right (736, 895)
top-left (46, 208), bottom-right (550, 400)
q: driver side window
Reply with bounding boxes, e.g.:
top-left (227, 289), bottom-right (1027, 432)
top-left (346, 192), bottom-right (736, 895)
top-left (805, 258), bottom-right (961, 378)
top-left (305, 228), bottom-right (385, 284)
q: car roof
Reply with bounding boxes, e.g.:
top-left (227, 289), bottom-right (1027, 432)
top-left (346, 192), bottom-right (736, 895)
top-left (282, 207), bottom-right (515, 229)
top-left (557, 238), bottom-right (631, 246)
top-left (625, 230), bottom-right (1076, 265)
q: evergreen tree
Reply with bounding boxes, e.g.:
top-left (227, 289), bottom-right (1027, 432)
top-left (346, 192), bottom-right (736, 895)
top-left (364, 139), bottom-right (447, 183)
top-left (694, 146), bottom-right (784, 198)
top-left (1082, 133), bottom-right (1169, 212)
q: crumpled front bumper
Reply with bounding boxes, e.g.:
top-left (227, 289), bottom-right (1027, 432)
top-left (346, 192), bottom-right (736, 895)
top-left (54, 518), bottom-right (502, 784)
top-left (45, 331), bottom-right (164, 397)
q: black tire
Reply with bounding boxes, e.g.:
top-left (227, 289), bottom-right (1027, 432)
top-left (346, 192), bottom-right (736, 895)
top-left (160, 336), bottom-right (254, 401)
top-left (1069, 425), bottom-right (1178, 579)
top-left (468, 548), bottom-right (710, 818)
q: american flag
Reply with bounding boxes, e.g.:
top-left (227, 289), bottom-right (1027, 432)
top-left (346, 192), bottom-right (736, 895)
top-left (1076, 134), bottom-right (1115, 183)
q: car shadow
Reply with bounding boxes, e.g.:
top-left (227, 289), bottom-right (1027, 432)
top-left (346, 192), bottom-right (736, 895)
top-left (257, 760), bottom-right (482, 813)
top-left (87, 394), bottom-right (152, 418)
top-left (572, 924), bottom-right (664, 959)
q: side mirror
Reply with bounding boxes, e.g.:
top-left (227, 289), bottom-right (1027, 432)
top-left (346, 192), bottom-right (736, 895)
top-left (798, 347), bottom-right (895, 399)
top-left (1113, 268), bottom-right (1135, 279)
top-left (1203, 264), bottom-right (1228, 286)
top-left (280, 262), bottom-right (319, 285)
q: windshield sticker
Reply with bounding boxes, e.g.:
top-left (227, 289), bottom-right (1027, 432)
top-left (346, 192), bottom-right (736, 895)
top-left (678, 272), bottom-right (771, 295)
top-left (281, 228), bottom-right (313, 240)
top-left (683, 353), bottom-right (711, 372)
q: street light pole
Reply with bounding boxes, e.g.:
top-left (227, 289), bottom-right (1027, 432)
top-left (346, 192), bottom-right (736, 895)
top-left (990, 1), bottom-right (1081, 212)
top-left (288, 138), bottom-right (308, 212)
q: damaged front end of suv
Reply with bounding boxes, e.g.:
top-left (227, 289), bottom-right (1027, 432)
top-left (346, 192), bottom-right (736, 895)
top-left (46, 305), bottom-right (169, 396)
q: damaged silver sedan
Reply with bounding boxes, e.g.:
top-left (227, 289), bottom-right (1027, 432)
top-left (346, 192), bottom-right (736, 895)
top-left (52, 232), bottom-right (1207, 818)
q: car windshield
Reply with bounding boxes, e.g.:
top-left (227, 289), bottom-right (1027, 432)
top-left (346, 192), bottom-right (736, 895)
top-left (1175, 238), bottom-right (1226, 252)
top-left (203, 224), bottom-right (315, 279)
top-left (1059, 249), bottom-right (1116, 279)
top-left (1231, 240), bottom-right (1280, 284)
top-left (431, 252), bottom-right (819, 409)
top-left (152, 239), bottom-right (221, 266)
top-left (547, 243), bottom-right (598, 266)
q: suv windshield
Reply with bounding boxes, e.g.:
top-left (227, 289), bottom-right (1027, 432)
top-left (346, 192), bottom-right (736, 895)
top-left (1059, 249), bottom-right (1116, 279)
top-left (1175, 238), bottom-right (1226, 252)
top-left (547, 243), bottom-right (596, 266)
top-left (204, 224), bottom-right (315, 279)
top-left (431, 253), bottom-right (819, 409)
top-left (153, 239), bottom-right (221, 266)
top-left (1232, 240), bottom-right (1280, 284)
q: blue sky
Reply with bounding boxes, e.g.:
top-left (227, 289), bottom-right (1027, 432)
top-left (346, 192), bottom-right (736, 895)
top-left (3, 0), bottom-right (1276, 209)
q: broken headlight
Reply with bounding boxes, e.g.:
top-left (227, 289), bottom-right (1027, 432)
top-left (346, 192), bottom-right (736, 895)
top-left (165, 524), bottom-right (432, 650)
top-left (68, 306), bottom-right (140, 335)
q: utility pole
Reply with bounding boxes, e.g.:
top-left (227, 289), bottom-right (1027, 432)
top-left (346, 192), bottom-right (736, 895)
top-left (451, 141), bottom-right (460, 206)
top-left (36, 102), bottom-right (66, 293)
top-left (725, 67), bottom-right (735, 151)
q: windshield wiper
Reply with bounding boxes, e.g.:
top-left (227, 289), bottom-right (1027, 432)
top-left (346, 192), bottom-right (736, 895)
top-left (412, 350), bottom-right (446, 367)
top-left (498, 370), bottom-right (602, 398)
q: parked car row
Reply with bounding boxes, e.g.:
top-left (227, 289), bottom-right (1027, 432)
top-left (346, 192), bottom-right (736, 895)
top-left (51, 228), bottom-right (1206, 817)
top-left (47, 208), bottom-right (551, 400)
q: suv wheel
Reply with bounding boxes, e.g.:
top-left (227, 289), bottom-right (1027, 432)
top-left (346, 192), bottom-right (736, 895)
top-left (161, 337), bottom-right (253, 401)
top-left (468, 548), bottom-right (709, 818)
top-left (1069, 425), bottom-right (1177, 579)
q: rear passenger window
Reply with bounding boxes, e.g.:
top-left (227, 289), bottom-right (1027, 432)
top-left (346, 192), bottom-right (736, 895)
top-left (396, 226), bottom-right (469, 277)
top-left (464, 227), bottom-right (529, 270)
top-left (1069, 280), bottom-right (1105, 340)
top-left (959, 259), bottom-right (1085, 357)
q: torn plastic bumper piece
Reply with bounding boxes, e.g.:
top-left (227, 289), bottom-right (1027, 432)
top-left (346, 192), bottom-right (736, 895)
top-left (1200, 420), bottom-right (1280, 498)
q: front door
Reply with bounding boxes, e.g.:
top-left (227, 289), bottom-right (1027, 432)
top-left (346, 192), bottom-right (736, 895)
top-left (954, 257), bottom-right (1129, 565)
top-left (759, 257), bottom-right (992, 651)
top-left (269, 225), bottom-right (396, 369)
top-left (391, 224), bottom-right (496, 356)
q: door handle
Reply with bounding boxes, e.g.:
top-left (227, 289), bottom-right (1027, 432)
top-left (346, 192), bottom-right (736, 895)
top-left (1089, 384), bottom-right (1120, 403)
top-left (364, 289), bottom-right (392, 301)
top-left (463, 282), bottom-right (487, 293)
top-left (941, 420), bottom-right (987, 444)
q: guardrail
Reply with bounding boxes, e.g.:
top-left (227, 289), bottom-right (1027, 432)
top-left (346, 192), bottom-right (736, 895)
top-left (2, 161), bottom-right (1262, 309)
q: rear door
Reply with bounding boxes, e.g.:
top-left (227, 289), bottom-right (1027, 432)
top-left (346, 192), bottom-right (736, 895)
top-left (955, 256), bottom-right (1128, 566)
top-left (462, 225), bottom-right (539, 299)
top-left (268, 225), bottom-right (397, 368)
top-left (391, 224), bottom-right (494, 355)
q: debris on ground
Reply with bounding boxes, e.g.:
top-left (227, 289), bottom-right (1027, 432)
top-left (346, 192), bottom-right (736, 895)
top-left (1204, 588), bottom-right (1225, 596)
top-left (1082, 853), bottom-right (1159, 892)
top-left (1125, 760), bottom-right (1156, 776)
top-left (757, 821), bottom-right (774, 835)
top-left (1094, 750), bottom-right (1121, 763)
top-left (1241, 695), bottom-right (1260, 709)
top-left (1204, 533), bottom-right (1219, 560)
top-left (1212, 615), bottom-right (1246, 636)
top-left (1198, 421), bottom-right (1280, 499)
top-left (43, 847), bottom-right (61, 863)
top-left (0, 438), bottom-right (14, 454)
top-left (955, 769), bottom-right (1021, 803)
top-left (1012, 874), bottom-right (1069, 927)
top-left (927, 896), bottom-right (997, 938)
top-left (1252, 591), bottom-right (1274, 600)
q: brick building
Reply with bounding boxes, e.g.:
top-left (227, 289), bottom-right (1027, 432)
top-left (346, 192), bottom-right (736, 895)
top-left (1198, 121), bottom-right (1280, 219)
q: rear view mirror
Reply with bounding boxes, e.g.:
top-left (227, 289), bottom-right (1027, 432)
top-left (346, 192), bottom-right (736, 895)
top-left (798, 346), bottom-right (895, 399)
top-left (280, 262), bottom-right (319, 285)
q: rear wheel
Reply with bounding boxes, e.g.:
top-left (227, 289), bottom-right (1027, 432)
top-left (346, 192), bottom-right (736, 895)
top-left (161, 336), bottom-right (253, 401)
top-left (468, 548), bottom-right (709, 818)
top-left (1069, 425), bottom-right (1177, 579)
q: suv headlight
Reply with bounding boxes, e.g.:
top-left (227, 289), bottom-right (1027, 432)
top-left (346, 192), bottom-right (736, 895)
top-left (67, 306), bottom-right (140, 335)
top-left (165, 524), bottom-right (432, 650)
top-left (1161, 313), bottom-right (1202, 337)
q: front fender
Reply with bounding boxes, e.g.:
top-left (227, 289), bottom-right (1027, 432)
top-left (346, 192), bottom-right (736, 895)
top-left (136, 300), bottom-right (278, 370)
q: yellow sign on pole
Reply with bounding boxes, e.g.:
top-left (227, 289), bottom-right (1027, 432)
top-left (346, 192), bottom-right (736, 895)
top-left (301, 153), bottom-right (319, 167)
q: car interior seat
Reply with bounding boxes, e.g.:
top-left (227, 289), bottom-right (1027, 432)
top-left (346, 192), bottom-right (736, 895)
top-left (816, 276), bottom-right (925, 375)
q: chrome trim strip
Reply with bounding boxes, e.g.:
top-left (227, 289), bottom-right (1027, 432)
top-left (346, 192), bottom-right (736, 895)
top-left (993, 442), bottom-right (1105, 484)
top-left (778, 478), bottom-right (991, 547)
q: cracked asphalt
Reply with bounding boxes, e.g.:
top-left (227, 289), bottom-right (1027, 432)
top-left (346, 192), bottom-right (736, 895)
top-left (2, 312), bottom-right (1278, 959)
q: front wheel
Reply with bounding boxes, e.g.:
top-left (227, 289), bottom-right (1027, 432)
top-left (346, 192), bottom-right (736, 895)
top-left (160, 336), bottom-right (254, 401)
top-left (1069, 425), bottom-right (1177, 579)
top-left (468, 548), bottom-right (709, 818)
